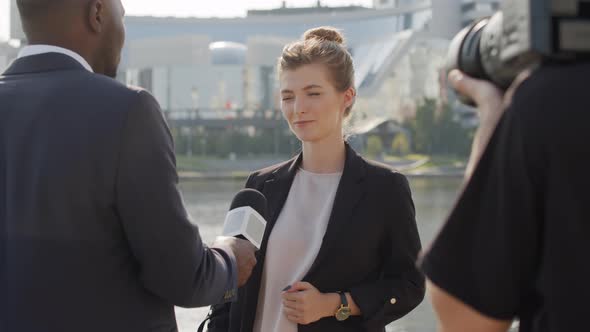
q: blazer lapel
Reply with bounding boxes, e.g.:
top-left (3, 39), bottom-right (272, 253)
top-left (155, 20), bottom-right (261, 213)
top-left (263, 153), bottom-right (302, 229)
top-left (304, 144), bottom-right (368, 278)
top-left (240, 153), bottom-right (302, 331)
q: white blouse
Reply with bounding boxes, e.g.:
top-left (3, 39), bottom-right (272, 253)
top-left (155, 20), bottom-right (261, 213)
top-left (253, 168), bottom-right (342, 332)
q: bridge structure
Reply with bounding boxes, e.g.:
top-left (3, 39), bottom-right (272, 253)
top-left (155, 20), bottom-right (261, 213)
top-left (164, 108), bottom-right (284, 129)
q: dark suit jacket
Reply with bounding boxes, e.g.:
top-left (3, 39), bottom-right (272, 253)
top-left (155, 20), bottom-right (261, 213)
top-left (0, 53), bottom-right (237, 332)
top-left (207, 144), bottom-right (425, 332)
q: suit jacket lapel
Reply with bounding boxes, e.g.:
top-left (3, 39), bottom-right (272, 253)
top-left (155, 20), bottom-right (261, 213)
top-left (304, 144), bottom-right (368, 279)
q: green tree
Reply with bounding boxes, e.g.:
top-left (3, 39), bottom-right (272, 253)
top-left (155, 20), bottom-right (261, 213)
top-left (433, 102), bottom-right (472, 156)
top-left (391, 132), bottom-right (411, 156)
top-left (408, 98), bottom-right (472, 156)
top-left (409, 98), bottom-right (436, 154)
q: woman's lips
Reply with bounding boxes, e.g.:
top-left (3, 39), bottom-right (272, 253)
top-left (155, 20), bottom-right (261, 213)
top-left (293, 120), bottom-right (314, 126)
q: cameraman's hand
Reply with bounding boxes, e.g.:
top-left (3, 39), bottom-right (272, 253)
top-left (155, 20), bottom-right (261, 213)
top-left (213, 236), bottom-right (257, 287)
top-left (448, 70), bottom-right (504, 179)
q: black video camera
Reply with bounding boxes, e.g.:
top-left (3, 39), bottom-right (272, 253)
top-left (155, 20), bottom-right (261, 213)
top-left (447, 0), bottom-right (590, 105)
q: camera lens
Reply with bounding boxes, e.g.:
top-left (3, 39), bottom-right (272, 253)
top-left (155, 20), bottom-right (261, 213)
top-left (447, 18), bottom-right (491, 82)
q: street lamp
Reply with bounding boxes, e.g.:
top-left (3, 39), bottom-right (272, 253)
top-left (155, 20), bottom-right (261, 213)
top-left (181, 127), bottom-right (193, 157)
top-left (191, 87), bottom-right (200, 119)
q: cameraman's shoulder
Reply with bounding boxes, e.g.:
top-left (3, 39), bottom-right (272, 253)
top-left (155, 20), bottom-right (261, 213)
top-left (503, 63), bottom-right (590, 145)
top-left (541, 61), bottom-right (590, 77)
top-left (510, 63), bottom-right (589, 112)
top-left (518, 63), bottom-right (588, 96)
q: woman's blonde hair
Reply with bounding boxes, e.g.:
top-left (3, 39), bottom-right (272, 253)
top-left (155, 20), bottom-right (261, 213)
top-left (278, 26), bottom-right (356, 117)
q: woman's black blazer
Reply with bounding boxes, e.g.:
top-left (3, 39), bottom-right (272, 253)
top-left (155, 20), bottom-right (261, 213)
top-left (207, 144), bottom-right (425, 332)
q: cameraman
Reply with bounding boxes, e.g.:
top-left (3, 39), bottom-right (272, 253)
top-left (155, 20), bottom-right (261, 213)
top-left (420, 62), bottom-right (590, 331)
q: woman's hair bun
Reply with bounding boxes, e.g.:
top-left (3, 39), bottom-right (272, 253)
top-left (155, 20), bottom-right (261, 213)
top-left (303, 27), bottom-right (345, 44)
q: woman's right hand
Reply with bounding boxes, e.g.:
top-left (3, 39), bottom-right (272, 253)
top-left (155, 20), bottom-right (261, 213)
top-left (282, 281), bottom-right (337, 325)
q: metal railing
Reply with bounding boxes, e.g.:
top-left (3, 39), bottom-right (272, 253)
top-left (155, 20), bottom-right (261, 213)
top-left (163, 108), bottom-right (282, 121)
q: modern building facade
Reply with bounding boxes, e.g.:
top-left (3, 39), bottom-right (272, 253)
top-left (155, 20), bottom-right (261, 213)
top-left (461, 0), bottom-right (501, 26)
top-left (374, 0), bottom-right (500, 37)
top-left (9, 0), bottom-right (24, 41)
top-left (3, 0), bottom-right (500, 131)
top-left (118, 3), bottom-right (443, 130)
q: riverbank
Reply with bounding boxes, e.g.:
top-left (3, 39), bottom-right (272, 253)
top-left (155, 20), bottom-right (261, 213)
top-left (177, 154), bottom-right (466, 181)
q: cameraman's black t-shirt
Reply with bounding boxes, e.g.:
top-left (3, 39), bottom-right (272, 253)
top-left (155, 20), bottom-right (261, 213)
top-left (420, 63), bottom-right (590, 332)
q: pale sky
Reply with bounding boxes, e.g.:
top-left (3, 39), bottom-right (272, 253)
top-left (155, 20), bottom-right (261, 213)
top-left (121, 0), bottom-right (374, 18)
top-left (1, 0), bottom-right (374, 40)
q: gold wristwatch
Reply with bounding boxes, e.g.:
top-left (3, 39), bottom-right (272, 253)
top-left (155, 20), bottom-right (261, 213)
top-left (335, 292), bottom-right (351, 321)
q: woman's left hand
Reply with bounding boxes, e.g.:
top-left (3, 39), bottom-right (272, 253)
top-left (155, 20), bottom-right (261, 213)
top-left (282, 281), bottom-right (338, 325)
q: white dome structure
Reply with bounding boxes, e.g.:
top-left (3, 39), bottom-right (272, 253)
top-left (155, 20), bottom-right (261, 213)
top-left (209, 41), bottom-right (247, 65)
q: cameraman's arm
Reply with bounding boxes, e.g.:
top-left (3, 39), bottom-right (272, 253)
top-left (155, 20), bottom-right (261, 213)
top-left (429, 70), bottom-right (538, 331)
top-left (429, 281), bottom-right (511, 332)
top-left (449, 69), bottom-right (533, 181)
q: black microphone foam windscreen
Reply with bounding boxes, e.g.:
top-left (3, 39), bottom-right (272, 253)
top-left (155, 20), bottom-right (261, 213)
top-left (223, 189), bottom-right (268, 249)
top-left (229, 189), bottom-right (268, 221)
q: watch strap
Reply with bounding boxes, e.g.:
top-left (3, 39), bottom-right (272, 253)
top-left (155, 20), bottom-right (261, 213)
top-left (338, 291), bottom-right (348, 307)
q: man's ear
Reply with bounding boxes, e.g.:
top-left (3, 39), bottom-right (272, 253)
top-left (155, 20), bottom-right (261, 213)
top-left (87, 0), bottom-right (104, 34)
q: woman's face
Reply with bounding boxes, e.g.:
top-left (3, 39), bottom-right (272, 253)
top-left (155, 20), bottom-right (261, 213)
top-left (280, 63), bottom-right (354, 144)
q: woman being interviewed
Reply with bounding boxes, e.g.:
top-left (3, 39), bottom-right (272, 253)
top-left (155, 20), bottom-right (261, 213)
top-left (206, 27), bottom-right (424, 332)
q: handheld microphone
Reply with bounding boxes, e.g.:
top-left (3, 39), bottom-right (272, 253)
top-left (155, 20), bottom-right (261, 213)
top-left (222, 189), bottom-right (268, 249)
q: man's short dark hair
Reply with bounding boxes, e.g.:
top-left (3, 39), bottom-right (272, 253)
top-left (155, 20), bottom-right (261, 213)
top-left (17, 0), bottom-right (63, 20)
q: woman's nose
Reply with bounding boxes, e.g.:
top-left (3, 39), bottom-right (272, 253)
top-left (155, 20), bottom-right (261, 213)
top-left (294, 99), bottom-right (306, 115)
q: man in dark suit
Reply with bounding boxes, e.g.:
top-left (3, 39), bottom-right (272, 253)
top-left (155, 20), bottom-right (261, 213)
top-left (0, 0), bottom-right (257, 331)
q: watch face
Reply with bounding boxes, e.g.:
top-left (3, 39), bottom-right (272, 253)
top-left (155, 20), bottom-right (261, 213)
top-left (335, 307), bottom-right (351, 321)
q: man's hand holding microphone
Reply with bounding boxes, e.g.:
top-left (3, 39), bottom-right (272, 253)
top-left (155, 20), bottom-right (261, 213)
top-left (213, 236), bottom-right (257, 287)
top-left (213, 188), bottom-right (269, 287)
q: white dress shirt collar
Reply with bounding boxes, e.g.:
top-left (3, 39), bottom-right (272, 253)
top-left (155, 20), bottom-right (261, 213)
top-left (17, 45), bottom-right (94, 73)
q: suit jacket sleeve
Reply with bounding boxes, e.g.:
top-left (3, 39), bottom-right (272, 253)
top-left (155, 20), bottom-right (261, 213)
top-left (349, 172), bottom-right (425, 329)
top-left (115, 90), bottom-right (238, 307)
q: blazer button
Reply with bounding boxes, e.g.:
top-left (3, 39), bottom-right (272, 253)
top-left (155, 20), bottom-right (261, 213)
top-left (390, 298), bottom-right (397, 305)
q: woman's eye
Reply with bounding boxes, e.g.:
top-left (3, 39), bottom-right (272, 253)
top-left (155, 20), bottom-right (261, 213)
top-left (282, 97), bottom-right (294, 101)
top-left (308, 93), bottom-right (320, 97)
